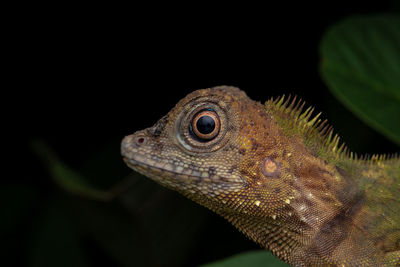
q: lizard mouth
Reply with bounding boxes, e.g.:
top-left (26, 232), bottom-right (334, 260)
top-left (123, 152), bottom-right (212, 182)
top-left (122, 153), bottom-right (244, 187)
top-left (122, 154), bottom-right (185, 176)
top-left (120, 134), bottom-right (198, 182)
top-left (121, 134), bottom-right (244, 187)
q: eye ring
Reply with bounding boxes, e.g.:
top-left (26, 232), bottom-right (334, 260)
top-left (191, 109), bottom-right (220, 141)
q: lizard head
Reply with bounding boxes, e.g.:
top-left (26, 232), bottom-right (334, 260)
top-left (121, 86), bottom-right (400, 265)
top-left (121, 86), bottom-right (295, 216)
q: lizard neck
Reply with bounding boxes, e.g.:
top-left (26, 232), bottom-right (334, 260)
top-left (220, 209), bottom-right (308, 263)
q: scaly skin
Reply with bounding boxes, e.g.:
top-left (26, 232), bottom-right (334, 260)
top-left (121, 86), bottom-right (400, 266)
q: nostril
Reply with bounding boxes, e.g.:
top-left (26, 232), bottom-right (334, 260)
top-left (135, 137), bottom-right (146, 146)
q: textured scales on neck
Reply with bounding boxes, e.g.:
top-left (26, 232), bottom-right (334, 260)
top-left (121, 86), bottom-right (400, 266)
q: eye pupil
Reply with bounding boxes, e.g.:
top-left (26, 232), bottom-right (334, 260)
top-left (191, 109), bottom-right (221, 141)
top-left (196, 115), bottom-right (215, 134)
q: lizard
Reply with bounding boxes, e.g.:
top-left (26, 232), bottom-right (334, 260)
top-left (121, 86), bottom-right (400, 266)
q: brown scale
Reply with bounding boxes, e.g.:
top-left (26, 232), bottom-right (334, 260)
top-left (121, 86), bottom-right (400, 266)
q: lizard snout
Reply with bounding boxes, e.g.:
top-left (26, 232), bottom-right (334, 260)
top-left (121, 134), bottom-right (147, 158)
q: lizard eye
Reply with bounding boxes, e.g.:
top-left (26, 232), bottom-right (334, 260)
top-left (191, 109), bottom-right (220, 141)
top-left (176, 100), bottom-right (234, 153)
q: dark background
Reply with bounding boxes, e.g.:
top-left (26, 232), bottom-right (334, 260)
top-left (6, 2), bottom-right (400, 267)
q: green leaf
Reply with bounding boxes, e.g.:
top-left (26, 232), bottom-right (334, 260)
top-left (201, 250), bottom-right (289, 267)
top-left (31, 139), bottom-right (208, 266)
top-left (31, 140), bottom-right (113, 201)
top-left (76, 176), bottom-right (208, 267)
top-left (320, 14), bottom-right (400, 145)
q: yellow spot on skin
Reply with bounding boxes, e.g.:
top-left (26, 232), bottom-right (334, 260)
top-left (272, 215), bottom-right (277, 220)
top-left (287, 153), bottom-right (292, 157)
top-left (285, 199), bottom-right (291, 204)
top-left (240, 136), bottom-right (252, 150)
top-left (255, 200), bottom-right (261, 206)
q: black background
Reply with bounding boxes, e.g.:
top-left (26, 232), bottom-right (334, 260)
top-left (18, 2), bottom-right (398, 166)
top-left (6, 2), bottom-right (400, 267)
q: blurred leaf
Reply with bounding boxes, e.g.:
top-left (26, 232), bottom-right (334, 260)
top-left (28, 198), bottom-right (89, 267)
top-left (31, 140), bottom-right (114, 201)
top-left (31, 139), bottom-right (209, 266)
top-left (76, 175), bottom-right (208, 267)
top-left (320, 14), bottom-right (400, 145)
top-left (80, 137), bottom-right (128, 190)
top-left (201, 250), bottom-right (289, 267)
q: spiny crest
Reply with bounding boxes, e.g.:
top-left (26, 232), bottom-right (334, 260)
top-left (266, 95), bottom-right (398, 164)
top-left (358, 152), bottom-right (399, 162)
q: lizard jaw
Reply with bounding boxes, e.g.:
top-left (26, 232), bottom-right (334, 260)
top-left (121, 134), bottom-right (245, 189)
top-left (122, 152), bottom-right (244, 187)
